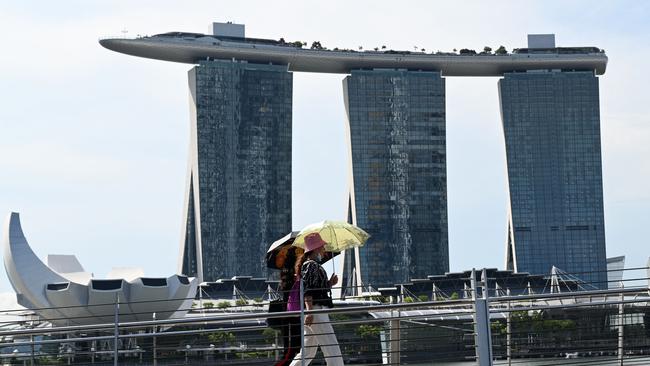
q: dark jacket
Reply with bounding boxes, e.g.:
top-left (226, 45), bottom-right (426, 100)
top-left (301, 259), bottom-right (334, 308)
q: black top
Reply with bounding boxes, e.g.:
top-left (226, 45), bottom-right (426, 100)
top-left (279, 267), bottom-right (295, 302)
top-left (301, 260), bottom-right (334, 308)
top-left (277, 246), bottom-right (300, 302)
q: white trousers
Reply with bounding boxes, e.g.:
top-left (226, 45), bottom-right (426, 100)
top-left (289, 305), bottom-right (344, 366)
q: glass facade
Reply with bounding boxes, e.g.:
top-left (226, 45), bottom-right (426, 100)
top-left (181, 60), bottom-right (292, 281)
top-left (500, 71), bottom-right (607, 288)
top-left (344, 69), bottom-right (449, 287)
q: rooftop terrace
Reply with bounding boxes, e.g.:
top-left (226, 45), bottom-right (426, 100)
top-left (100, 30), bottom-right (608, 76)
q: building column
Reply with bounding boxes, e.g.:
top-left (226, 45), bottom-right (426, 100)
top-left (343, 69), bottom-right (448, 287)
top-left (499, 70), bottom-right (607, 288)
top-left (180, 60), bottom-right (292, 282)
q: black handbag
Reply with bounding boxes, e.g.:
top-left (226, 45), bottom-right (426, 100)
top-left (266, 298), bottom-right (287, 330)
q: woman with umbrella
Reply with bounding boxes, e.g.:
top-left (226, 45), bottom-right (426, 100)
top-left (271, 244), bottom-right (302, 366)
top-left (289, 232), bottom-right (344, 366)
top-left (267, 231), bottom-right (343, 366)
top-left (266, 231), bottom-right (304, 366)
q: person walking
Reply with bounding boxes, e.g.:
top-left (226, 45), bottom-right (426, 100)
top-left (289, 232), bottom-right (344, 366)
top-left (273, 246), bottom-right (302, 366)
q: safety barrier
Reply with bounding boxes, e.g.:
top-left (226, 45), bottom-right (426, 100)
top-left (0, 266), bottom-right (648, 365)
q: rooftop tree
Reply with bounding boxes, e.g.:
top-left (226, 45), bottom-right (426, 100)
top-left (459, 48), bottom-right (477, 55)
top-left (495, 45), bottom-right (508, 55)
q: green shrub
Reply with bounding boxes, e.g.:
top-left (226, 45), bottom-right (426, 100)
top-left (356, 325), bottom-right (382, 339)
top-left (330, 314), bottom-right (350, 321)
top-left (217, 301), bottom-right (230, 309)
top-left (491, 321), bottom-right (506, 335)
top-left (235, 299), bottom-right (248, 306)
top-left (262, 328), bottom-right (277, 343)
top-left (208, 331), bottom-right (235, 345)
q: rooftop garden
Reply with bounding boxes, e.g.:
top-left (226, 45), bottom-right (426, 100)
top-left (147, 32), bottom-right (604, 56)
top-left (272, 38), bottom-right (603, 56)
top-left (277, 37), bottom-right (513, 55)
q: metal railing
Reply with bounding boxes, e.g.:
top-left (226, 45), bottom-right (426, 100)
top-left (0, 267), bottom-right (648, 365)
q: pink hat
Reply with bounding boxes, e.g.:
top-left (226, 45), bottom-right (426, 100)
top-left (304, 232), bottom-right (327, 253)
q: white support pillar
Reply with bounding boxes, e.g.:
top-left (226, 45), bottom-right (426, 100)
top-left (472, 269), bottom-right (493, 366)
top-left (432, 283), bottom-right (439, 301)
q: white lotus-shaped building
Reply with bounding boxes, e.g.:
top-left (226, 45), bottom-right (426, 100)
top-left (2, 212), bottom-right (198, 325)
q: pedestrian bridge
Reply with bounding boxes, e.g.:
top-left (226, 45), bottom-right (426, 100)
top-left (0, 268), bottom-right (649, 365)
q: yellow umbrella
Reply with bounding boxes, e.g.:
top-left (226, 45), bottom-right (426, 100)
top-left (293, 220), bottom-right (370, 252)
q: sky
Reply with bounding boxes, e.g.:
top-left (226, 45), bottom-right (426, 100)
top-left (0, 1), bottom-right (648, 293)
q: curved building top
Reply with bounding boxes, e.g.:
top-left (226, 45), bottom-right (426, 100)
top-left (99, 26), bottom-right (607, 76)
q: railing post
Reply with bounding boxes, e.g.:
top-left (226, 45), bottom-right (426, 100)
top-left (153, 312), bottom-right (158, 366)
top-left (274, 330), bottom-right (279, 361)
top-left (91, 341), bottom-right (96, 364)
top-left (506, 288), bottom-right (511, 366)
top-left (30, 333), bottom-right (34, 366)
top-left (472, 268), bottom-right (493, 366)
top-left (300, 276), bottom-right (305, 366)
top-left (114, 293), bottom-right (119, 366)
top-left (389, 307), bottom-right (400, 365)
top-left (28, 317), bottom-right (34, 366)
top-left (618, 284), bottom-right (625, 366)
